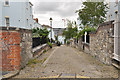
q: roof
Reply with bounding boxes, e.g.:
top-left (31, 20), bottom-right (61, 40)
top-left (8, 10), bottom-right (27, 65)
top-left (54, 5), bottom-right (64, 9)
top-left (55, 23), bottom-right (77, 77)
top-left (53, 28), bottom-right (66, 29)
top-left (42, 24), bottom-right (52, 29)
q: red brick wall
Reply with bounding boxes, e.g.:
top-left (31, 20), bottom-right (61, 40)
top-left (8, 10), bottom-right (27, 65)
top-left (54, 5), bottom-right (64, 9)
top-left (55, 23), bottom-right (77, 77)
top-left (0, 31), bottom-right (21, 71)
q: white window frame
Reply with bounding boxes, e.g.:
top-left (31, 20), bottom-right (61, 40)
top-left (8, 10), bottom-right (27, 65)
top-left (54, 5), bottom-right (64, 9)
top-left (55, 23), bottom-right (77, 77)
top-left (5, 16), bottom-right (10, 27)
top-left (4, 0), bottom-right (9, 6)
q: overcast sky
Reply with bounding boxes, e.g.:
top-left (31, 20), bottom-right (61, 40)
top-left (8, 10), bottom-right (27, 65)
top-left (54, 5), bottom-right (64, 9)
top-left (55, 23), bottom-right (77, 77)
top-left (29, 0), bottom-right (116, 28)
top-left (29, 0), bottom-right (84, 28)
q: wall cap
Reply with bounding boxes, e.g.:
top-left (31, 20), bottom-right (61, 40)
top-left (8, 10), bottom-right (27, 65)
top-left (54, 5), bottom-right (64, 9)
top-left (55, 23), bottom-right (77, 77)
top-left (0, 27), bottom-right (32, 31)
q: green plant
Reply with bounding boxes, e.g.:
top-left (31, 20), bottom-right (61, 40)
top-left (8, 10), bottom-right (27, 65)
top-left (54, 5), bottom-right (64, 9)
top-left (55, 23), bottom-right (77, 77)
top-left (55, 35), bottom-right (58, 41)
top-left (56, 41), bottom-right (61, 46)
top-left (62, 20), bottom-right (78, 41)
top-left (48, 42), bottom-right (52, 48)
top-left (76, 1), bottom-right (108, 26)
top-left (43, 50), bottom-right (47, 53)
top-left (27, 59), bottom-right (39, 66)
top-left (43, 57), bottom-right (47, 63)
top-left (32, 27), bottom-right (50, 45)
top-left (60, 42), bottom-right (62, 45)
top-left (67, 41), bottom-right (70, 45)
top-left (78, 26), bottom-right (96, 37)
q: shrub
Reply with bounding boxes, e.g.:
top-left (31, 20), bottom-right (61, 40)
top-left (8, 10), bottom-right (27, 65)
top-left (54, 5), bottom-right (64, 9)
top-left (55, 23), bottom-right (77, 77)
top-left (67, 41), bottom-right (70, 45)
top-left (32, 27), bottom-right (50, 45)
top-left (56, 41), bottom-right (61, 46)
top-left (27, 59), bottom-right (38, 65)
top-left (78, 27), bottom-right (96, 36)
top-left (48, 42), bottom-right (52, 48)
top-left (43, 50), bottom-right (47, 53)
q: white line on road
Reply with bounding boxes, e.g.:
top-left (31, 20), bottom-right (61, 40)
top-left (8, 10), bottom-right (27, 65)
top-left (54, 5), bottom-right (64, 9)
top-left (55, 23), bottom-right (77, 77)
top-left (42, 47), bottom-right (59, 67)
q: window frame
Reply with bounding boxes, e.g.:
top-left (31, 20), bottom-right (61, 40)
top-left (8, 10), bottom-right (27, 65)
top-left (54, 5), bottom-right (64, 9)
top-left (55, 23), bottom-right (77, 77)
top-left (5, 16), bottom-right (10, 27)
top-left (4, 0), bottom-right (9, 6)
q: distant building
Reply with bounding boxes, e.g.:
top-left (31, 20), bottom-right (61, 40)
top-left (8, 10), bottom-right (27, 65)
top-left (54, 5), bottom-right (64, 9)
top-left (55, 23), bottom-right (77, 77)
top-left (53, 28), bottom-right (66, 44)
top-left (33, 18), bottom-right (43, 29)
top-left (42, 24), bottom-right (52, 40)
top-left (0, 0), bottom-right (33, 29)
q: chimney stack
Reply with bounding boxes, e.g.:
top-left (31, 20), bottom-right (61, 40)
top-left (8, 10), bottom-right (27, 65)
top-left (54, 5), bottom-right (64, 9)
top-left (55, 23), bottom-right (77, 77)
top-left (34, 18), bottom-right (38, 23)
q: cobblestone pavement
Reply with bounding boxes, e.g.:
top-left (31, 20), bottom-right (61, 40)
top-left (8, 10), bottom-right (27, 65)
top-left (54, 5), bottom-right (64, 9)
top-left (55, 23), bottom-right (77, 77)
top-left (14, 45), bottom-right (118, 78)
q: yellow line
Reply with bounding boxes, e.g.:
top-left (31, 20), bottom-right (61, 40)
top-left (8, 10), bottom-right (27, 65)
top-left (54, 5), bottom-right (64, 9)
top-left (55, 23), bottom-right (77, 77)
top-left (76, 76), bottom-right (90, 78)
top-left (40, 76), bottom-right (90, 79)
top-left (40, 75), bottom-right (59, 79)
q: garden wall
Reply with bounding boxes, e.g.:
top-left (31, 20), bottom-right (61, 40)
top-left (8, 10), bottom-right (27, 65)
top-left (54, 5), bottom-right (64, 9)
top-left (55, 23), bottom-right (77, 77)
top-left (71, 21), bottom-right (114, 65)
top-left (0, 27), bottom-right (32, 71)
top-left (89, 21), bottom-right (114, 65)
top-left (32, 43), bottom-right (56, 57)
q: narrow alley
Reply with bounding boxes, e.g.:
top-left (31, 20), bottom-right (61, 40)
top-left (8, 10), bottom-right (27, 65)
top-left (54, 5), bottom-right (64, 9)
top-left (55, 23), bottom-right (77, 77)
top-left (14, 45), bottom-right (118, 78)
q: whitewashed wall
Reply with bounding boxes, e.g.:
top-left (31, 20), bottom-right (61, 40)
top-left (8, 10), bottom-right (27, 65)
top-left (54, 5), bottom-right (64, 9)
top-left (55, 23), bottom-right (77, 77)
top-left (0, 0), bottom-right (33, 29)
top-left (106, 2), bottom-right (119, 21)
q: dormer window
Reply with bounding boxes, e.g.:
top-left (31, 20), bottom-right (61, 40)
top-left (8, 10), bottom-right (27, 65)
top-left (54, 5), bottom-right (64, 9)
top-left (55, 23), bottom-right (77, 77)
top-left (4, 0), bottom-right (9, 6)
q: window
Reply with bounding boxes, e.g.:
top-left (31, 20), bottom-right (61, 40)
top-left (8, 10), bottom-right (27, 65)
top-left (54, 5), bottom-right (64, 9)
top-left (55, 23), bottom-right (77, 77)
top-left (4, 0), bottom-right (9, 6)
top-left (5, 17), bottom-right (10, 26)
top-left (86, 34), bottom-right (90, 43)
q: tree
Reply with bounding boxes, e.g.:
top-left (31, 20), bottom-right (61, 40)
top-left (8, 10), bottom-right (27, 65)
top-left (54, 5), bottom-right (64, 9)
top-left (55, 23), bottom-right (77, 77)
top-left (76, 1), bottom-right (108, 27)
top-left (62, 20), bottom-right (78, 40)
top-left (32, 27), bottom-right (50, 44)
top-left (55, 35), bottom-right (58, 41)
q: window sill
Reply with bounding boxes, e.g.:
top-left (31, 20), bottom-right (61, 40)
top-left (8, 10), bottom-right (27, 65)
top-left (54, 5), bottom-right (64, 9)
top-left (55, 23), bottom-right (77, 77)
top-left (4, 5), bottom-right (10, 7)
top-left (82, 42), bottom-right (89, 45)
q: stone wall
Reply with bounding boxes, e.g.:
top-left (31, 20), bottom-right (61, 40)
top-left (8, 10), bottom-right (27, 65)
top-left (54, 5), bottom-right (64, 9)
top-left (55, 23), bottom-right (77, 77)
top-left (0, 27), bottom-right (32, 71)
top-left (71, 21), bottom-right (114, 65)
top-left (32, 43), bottom-right (56, 58)
top-left (19, 28), bottom-right (32, 68)
top-left (89, 21), bottom-right (114, 65)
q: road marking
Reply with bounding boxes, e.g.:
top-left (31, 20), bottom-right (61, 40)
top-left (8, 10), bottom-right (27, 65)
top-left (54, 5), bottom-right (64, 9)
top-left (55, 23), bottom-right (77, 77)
top-left (76, 76), bottom-right (90, 78)
top-left (59, 73), bottom-right (76, 78)
top-left (42, 47), bottom-right (59, 66)
top-left (40, 75), bottom-right (59, 79)
top-left (39, 75), bottom-right (90, 79)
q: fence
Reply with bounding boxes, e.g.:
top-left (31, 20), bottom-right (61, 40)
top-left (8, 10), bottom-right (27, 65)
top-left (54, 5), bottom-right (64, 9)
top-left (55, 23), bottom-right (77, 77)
top-left (32, 37), bottom-right (41, 48)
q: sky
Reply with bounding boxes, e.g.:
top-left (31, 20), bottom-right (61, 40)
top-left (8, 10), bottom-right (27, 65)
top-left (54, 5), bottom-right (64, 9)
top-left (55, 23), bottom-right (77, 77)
top-left (29, 0), bottom-right (84, 28)
top-left (29, 0), bottom-right (118, 28)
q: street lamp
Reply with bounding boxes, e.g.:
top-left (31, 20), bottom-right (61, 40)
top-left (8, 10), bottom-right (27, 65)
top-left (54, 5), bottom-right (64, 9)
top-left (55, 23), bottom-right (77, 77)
top-left (49, 17), bottom-right (53, 42)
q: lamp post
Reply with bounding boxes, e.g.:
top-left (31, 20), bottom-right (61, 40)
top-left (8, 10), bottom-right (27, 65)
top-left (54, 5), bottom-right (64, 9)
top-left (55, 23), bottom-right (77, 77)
top-left (49, 17), bottom-right (53, 43)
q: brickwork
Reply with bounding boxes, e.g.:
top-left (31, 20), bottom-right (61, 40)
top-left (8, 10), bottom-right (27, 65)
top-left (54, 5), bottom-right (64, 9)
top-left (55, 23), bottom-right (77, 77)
top-left (0, 27), bottom-right (32, 72)
top-left (0, 31), bottom-right (21, 71)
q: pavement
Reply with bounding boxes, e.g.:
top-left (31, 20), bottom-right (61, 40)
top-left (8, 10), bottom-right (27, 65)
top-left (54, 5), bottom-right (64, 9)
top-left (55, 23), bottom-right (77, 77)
top-left (13, 45), bottom-right (118, 78)
top-left (1, 71), bottom-right (19, 79)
